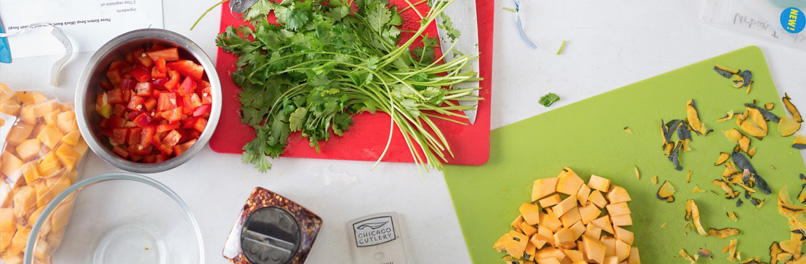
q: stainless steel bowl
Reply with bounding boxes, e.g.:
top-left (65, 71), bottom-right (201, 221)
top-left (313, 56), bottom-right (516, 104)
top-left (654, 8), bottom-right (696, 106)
top-left (75, 29), bottom-right (222, 173)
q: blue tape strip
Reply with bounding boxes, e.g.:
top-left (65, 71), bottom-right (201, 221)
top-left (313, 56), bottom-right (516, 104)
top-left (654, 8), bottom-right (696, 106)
top-left (514, 0), bottom-right (537, 49)
top-left (0, 22), bottom-right (10, 63)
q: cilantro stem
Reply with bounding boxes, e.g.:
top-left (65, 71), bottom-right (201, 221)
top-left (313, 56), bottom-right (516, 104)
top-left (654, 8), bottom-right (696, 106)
top-left (191, 0), bottom-right (227, 31)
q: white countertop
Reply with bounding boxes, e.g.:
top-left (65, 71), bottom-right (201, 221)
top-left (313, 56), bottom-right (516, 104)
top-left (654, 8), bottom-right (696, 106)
top-left (3, 0), bottom-right (806, 263)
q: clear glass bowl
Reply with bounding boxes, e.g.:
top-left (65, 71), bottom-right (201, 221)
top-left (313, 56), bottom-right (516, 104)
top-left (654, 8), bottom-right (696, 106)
top-left (23, 173), bottom-right (204, 264)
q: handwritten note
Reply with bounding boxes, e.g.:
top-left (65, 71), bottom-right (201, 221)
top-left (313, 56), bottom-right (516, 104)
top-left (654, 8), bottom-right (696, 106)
top-left (0, 0), bottom-right (163, 58)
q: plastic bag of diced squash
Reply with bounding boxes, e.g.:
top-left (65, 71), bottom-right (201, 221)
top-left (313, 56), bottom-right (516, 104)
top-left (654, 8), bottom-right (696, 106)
top-left (0, 83), bottom-right (87, 264)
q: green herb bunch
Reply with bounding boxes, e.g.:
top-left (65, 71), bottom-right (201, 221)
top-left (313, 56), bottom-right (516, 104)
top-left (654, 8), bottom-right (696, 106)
top-left (215, 0), bottom-right (480, 173)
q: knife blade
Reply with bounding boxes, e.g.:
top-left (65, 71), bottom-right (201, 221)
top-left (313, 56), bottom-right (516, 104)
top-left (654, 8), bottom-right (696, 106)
top-left (435, 0), bottom-right (480, 125)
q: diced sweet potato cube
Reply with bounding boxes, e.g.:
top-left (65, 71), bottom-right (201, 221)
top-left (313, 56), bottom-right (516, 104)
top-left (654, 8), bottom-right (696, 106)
top-left (554, 227), bottom-right (576, 249)
top-left (611, 214), bottom-right (632, 227)
top-left (582, 235), bottom-right (606, 264)
top-left (606, 202), bottom-right (631, 216)
top-left (615, 239), bottom-right (630, 262)
top-left (536, 226), bottom-right (555, 247)
top-left (537, 257), bottom-right (561, 264)
top-left (56, 111), bottom-right (78, 134)
top-left (12, 185), bottom-right (35, 218)
top-left (520, 203), bottom-right (541, 225)
top-left (579, 203), bottom-right (601, 225)
top-left (577, 184), bottom-right (591, 205)
top-left (0, 208), bottom-right (15, 232)
top-left (61, 130), bottom-right (81, 146)
top-left (0, 231), bottom-right (13, 251)
top-left (539, 194), bottom-right (562, 208)
top-left (585, 223), bottom-right (603, 240)
top-left (51, 202), bottom-right (73, 232)
top-left (21, 162), bottom-right (40, 184)
top-left (540, 208), bottom-right (564, 232)
top-left (20, 106), bottom-right (36, 125)
top-left (37, 151), bottom-right (61, 177)
top-left (589, 190), bottom-right (608, 209)
top-left (557, 167), bottom-right (585, 195)
top-left (588, 174), bottom-right (611, 192)
top-left (6, 122), bottom-right (34, 147)
top-left (604, 256), bottom-right (619, 264)
top-left (560, 207), bottom-right (581, 227)
top-left (568, 221), bottom-right (586, 240)
top-left (564, 249), bottom-right (585, 262)
top-left (520, 221), bottom-right (538, 237)
top-left (55, 143), bottom-right (79, 169)
top-left (530, 232), bottom-right (549, 249)
top-left (628, 247), bottom-right (641, 264)
top-left (613, 226), bottom-right (634, 245)
top-left (535, 247), bottom-right (565, 262)
top-left (16, 138), bottom-right (42, 161)
top-left (591, 216), bottom-right (615, 234)
top-left (606, 186), bottom-right (632, 204)
top-left (504, 230), bottom-right (528, 259)
top-left (553, 195), bottom-right (578, 217)
top-left (512, 215), bottom-right (524, 233)
top-left (1, 152), bottom-right (24, 182)
top-left (532, 177), bottom-right (559, 201)
top-left (37, 125), bottom-right (64, 150)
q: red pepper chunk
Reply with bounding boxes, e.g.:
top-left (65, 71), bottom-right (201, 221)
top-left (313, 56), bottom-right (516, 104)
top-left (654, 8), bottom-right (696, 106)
top-left (157, 92), bottom-right (177, 111)
top-left (167, 60), bottom-right (204, 81)
top-left (178, 77), bottom-right (196, 97)
top-left (128, 96), bottom-right (145, 111)
top-left (111, 128), bottom-right (128, 145)
top-left (145, 47), bottom-right (179, 62)
top-left (133, 112), bottom-right (152, 127)
top-left (129, 66), bottom-right (151, 83)
top-left (164, 70), bottom-right (180, 90)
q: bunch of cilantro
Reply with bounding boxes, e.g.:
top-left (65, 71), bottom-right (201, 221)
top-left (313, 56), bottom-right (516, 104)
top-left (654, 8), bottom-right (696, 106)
top-left (215, 0), bottom-right (480, 173)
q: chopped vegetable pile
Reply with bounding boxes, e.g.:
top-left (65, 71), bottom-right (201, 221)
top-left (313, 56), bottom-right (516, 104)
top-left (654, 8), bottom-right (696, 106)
top-left (96, 45), bottom-right (212, 162)
top-left (214, 0), bottom-right (481, 173)
top-left (494, 167), bottom-right (640, 264)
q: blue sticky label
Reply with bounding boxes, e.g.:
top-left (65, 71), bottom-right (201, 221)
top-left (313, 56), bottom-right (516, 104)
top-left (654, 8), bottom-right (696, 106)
top-left (0, 24), bottom-right (10, 63)
top-left (781, 7), bottom-right (806, 33)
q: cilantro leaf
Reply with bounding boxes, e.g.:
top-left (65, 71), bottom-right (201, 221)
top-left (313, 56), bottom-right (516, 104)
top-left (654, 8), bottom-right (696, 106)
top-left (367, 3), bottom-right (392, 33)
top-left (289, 107), bottom-right (308, 132)
top-left (539, 93), bottom-right (561, 107)
top-left (286, 7), bottom-right (310, 30)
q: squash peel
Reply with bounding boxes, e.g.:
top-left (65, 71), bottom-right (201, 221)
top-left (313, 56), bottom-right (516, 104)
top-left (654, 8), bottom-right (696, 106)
top-left (715, 152), bottom-right (730, 166)
top-left (778, 115), bottom-right (801, 137)
top-left (707, 228), bottom-right (740, 239)
top-left (686, 199), bottom-right (708, 236)
top-left (657, 181), bottom-right (675, 203)
top-left (687, 99), bottom-right (707, 134)
top-left (783, 93), bottom-right (803, 123)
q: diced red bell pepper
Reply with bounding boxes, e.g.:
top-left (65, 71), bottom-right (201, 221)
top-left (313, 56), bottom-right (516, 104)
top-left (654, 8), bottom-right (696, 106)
top-left (100, 128), bottom-right (113, 137)
top-left (192, 104), bottom-right (211, 117)
top-left (129, 66), bottom-right (151, 83)
top-left (127, 127), bottom-right (142, 146)
top-left (106, 115), bottom-right (127, 128)
top-left (113, 104), bottom-right (127, 118)
top-left (145, 47), bottom-right (179, 62)
top-left (106, 69), bottom-right (123, 87)
top-left (151, 65), bottom-right (166, 78)
top-left (167, 60), bottom-right (205, 81)
top-left (122, 78), bottom-right (136, 92)
top-left (128, 96), bottom-right (145, 111)
top-left (112, 146), bottom-right (130, 158)
top-left (151, 78), bottom-right (168, 91)
top-left (134, 49), bottom-right (154, 68)
top-left (155, 154), bottom-right (170, 163)
top-left (162, 130), bottom-right (182, 147)
top-left (129, 143), bottom-right (152, 156)
top-left (156, 122), bottom-right (180, 134)
top-left (184, 93), bottom-right (202, 111)
top-left (200, 85), bottom-right (213, 105)
top-left (99, 81), bottom-right (113, 91)
top-left (135, 82), bottom-right (153, 97)
top-left (157, 92), bottom-right (177, 111)
top-left (107, 89), bottom-right (124, 104)
top-left (125, 51), bottom-right (135, 64)
top-left (155, 58), bottom-right (167, 73)
top-left (143, 97), bottom-right (157, 112)
top-left (140, 126), bottom-right (155, 145)
top-left (178, 77), bottom-right (196, 97)
top-left (184, 117), bottom-right (207, 133)
top-left (126, 110), bottom-right (141, 121)
top-left (161, 107), bottom-right (183, 122)
top-left (173, 138), bottom-right (197, 156)
top-left (143, 154), bottom-right (157, 163)
top-left (109, 60), bottom-right (129, 71)
top-left (164, 70), bottom-right (180, 90)
top-left (133, 112), bottom-right (152, 127)
top-left (111, 128), bottom-right (128, 145)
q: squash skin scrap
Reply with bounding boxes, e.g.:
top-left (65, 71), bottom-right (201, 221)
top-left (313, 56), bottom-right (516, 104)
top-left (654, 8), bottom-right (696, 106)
top-left (745, 103), bottom-right (780, 123)
top-left (686, 100), bottom-right (706, 134)
top-left (778, 115), bottom-right (801, 137)
top-left (656, 181), bottom-right (676, 203)
top-left (732, 152), bottom-right (771, 194)
top-left (715, 152), bottom-right (730, 166)
top-left (707, 227), bottom-right (740, 239)
top-left (687, 199), bottom-right (709, 236)
top-left (724, 129), bottom-right (743, 142)
top-left (714, 65), bottom-right (738, 78)
top-left (783, 93), bottom-right (803, 123)
top-left (794, 135), bottom-right (806, 150)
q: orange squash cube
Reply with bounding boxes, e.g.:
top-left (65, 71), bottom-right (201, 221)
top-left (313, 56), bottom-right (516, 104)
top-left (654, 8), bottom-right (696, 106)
top-left (530, 231), bottom-right (549, 249)
top-left (43, 111), bottom-right (59, 126)
top-left (33, 99), bottom-right (58, 118)
top-left (553, 195), bottom-right (578, 217)
top-left (615, 239), bottom-right (630, 262)
top-left (536, 257), bottom-right (561, 264)
top-left (0, 231), bottom-right (13, 251)
top-left (582, 235), bottom-right (606, 264)
top-left (51, 202), bottom-right (73, 232)
top-left (16, 138), bottom-right (42, 161)
top-left (1, 152), bottom-right (24, 182)
top-left (0, 98), bottom-right (21, 115)
top-left (560, 207), bottom-right (581, 227)
top-left (568, 221), bottom-right (586, 240)
top-left (56, 111), bottom-right (78, 134)
top-left (553, 227), bottom-right (576, 249)
top-left (20, 106), bottom-right (36, 125)
top-left (72, 139), bottom-right (89, 157)
top-left (603, 255), bottom-right (619, 264)
top-left (7, 226), bottom-right (30, 256)
top-left (0, 208), bottom-right (15, 232)
top-left (587, 174), bottom-right (611, 192)
top-left (37, 125), bottom-right (64, 150)
top-left (557, 167), bottom-right (585, 195)
top-left (520, 203), bottom-right (541, 225)
top-left (589, 190), bottom-right (608, 209)
top-left (536, 226), bottom-right (555, 247)
top-left (540, 208), bottom-right (564, 232)
top-left (539, 193), bottom-right (562, 208)
top-left (601, 235), bottom-right (616, 257)
top-left (12, 185), bottom-right (35, 218)
top-left (532, 177), bottom-right (559, 201)
top-left (591, 216), bottom-right (615, 235)
top-left (606, 186), bottom-right (632, 204)
top-left (585, 223), bottom-right (602, 240)
top-left (504, 230), bottom-right (529, 259)
top-left (577, 184), bottom-right (591, 205)
top-left (564, 249), bottom-right (585, 262)
top-left (535, 247), bottom-right (565, 262)
top-left (613, 226), bottom-right (634, 245)
top-left (511, 215), bottom-right (524, 233)
top-left (60, 130), bottom-right (81, 146)
top-left (6, 122), bottom-right (34, 147)
top-left (520, 221), bottom-right (538, 237)
top-left (37, 151), bottom-right (61, 177)
top-left (21, 162), bottom-right (40, 185)
top-left (29, 206), bottom-right (44, 227)
top-left (628, 247), bottom-right (641, 264)
top-left (55, 143), bottom-right (79, 169)
top-left (611, 214), bottom-right (632, 227)
top-left (579, 203), bottom-right (601, 225)
top-left (606, 202), bottom-right (631, 217)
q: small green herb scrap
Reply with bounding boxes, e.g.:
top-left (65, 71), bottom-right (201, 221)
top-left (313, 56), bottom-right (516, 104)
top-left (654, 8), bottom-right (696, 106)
top-left (556, 40), bottom-right (567, 55)
top-left (539, 93), bottom-right (560, 107)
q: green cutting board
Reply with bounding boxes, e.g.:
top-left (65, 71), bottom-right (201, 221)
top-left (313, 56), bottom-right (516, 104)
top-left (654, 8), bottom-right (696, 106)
top-left (445, 46), bottom-right (806, 263)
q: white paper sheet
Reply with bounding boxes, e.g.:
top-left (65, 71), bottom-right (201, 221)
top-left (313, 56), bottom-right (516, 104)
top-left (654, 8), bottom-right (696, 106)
top-left (0, 0), bottom-right (163, 58)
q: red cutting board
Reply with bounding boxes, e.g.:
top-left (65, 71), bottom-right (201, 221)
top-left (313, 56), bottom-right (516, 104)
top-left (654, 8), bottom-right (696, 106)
top-left (209, 1), bottom-right (493, 165)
